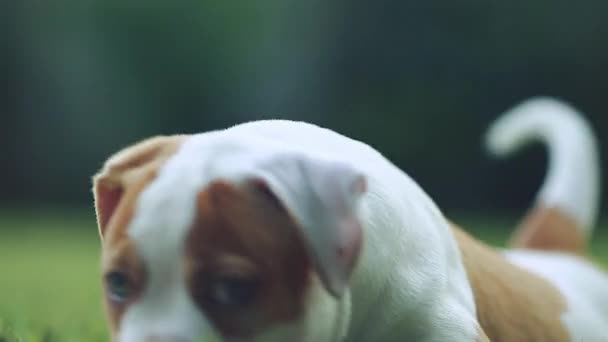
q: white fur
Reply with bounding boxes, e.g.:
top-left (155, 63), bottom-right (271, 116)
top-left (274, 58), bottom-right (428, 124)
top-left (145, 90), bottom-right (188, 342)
top-left (122, 120), bottom-right (480, 341)
top-left (246, 151), bottom-right (367, 297)
top-left (489, 97), bottom-right (608, 339)
top-left (121, 138), bottom-right (214, 340)
top-left (118, 106), bottom-right (608, 341)
top-left (504, 250), bottom-right (608, 340)
top-left (486, 97), bottom-right (600, 233)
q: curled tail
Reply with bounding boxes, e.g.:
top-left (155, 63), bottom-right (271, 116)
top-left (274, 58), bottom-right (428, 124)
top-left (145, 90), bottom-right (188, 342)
top-left (486, 97), bottom-right (601, 253)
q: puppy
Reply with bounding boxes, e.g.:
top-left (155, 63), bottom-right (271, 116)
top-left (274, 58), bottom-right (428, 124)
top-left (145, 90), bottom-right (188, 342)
top-left (93, 97), bottom-right (608, 341)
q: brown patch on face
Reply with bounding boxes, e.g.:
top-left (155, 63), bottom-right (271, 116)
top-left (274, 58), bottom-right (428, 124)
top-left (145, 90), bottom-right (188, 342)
top-left (185, 180), bottom-right (312, 338)
top-left (92, 135), bottom-right (186, 338)
top-left (93, 135), bottom-right (186, 238)
top-left (100, 171), bottom-right (156, 334)
top-left (509, 206), bottom-right (587, 255)
top-left (101, 236), bottom-right (146, 333)
top-left (451, 225), bottom-right (570, 342)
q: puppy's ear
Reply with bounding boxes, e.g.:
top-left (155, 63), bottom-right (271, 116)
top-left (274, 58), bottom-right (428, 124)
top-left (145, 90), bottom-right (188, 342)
top-left (247, 153), bottom-right (367, 297)
top-left (92, 136), bottom-right (184, 240)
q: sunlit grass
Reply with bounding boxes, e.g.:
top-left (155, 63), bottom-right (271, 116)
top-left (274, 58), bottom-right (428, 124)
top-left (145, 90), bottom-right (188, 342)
top-left (0, 210), bottom-right (606, 341)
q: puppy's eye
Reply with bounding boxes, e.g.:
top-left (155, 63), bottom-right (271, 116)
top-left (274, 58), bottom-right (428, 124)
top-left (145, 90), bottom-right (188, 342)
top-left (105, 271), bottom-right (131, 303)
top-left (209, 276), bottom-right (259, 308)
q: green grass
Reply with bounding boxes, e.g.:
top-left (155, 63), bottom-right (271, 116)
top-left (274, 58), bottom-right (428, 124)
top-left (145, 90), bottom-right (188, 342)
top-left (0, 211), bottom-right (606, 341)
top-left (0, 211), bottom-right (107, 342)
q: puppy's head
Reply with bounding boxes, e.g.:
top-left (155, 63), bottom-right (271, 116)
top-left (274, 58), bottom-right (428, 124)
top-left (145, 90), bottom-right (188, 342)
top-left (93, 134), bottom-right (366, 341)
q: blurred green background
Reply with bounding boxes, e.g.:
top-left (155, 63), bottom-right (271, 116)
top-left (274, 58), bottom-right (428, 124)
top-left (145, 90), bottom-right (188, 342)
top-left (1, 0), bottom-right (607, 340)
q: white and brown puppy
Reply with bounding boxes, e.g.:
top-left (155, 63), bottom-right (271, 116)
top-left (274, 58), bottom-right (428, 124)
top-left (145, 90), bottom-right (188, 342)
top-left (93, 97), bottom-right (608, 341)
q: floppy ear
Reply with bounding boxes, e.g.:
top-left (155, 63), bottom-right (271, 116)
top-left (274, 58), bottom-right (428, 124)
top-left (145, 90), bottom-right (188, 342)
top-left (92, 136), bottom-right (184, 240)
top-left (247, 153), bottom-right (367, 298)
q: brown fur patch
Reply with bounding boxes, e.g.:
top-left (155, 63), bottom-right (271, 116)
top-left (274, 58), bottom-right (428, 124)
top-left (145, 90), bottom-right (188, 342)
top-left (451, 225), bottom-right (570, 342)
top-left (101, 236), bottom-right (146, 333)
top-left (93, 135), bottom-right (185, 337)
top-left (185, 180), bottom-right (312, 338)
top-left (477, 326), bottom-right (490, 342)
top-left (93, 135), bottom-right (185, 237)
top-left (509, 206), bottom-right (587, 255)
top-left (100, 170), bottom-right (155, 337)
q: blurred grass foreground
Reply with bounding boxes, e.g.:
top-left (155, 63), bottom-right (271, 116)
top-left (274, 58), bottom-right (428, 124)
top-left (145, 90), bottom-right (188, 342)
top-left (0, 210), bottom-right (607, 341)
top-left (0, 211), bottom-right (106, 342)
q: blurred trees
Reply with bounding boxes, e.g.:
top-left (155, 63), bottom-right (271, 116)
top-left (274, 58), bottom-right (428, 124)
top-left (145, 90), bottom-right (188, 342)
top-left (2, 0), bottom-right (607, 213)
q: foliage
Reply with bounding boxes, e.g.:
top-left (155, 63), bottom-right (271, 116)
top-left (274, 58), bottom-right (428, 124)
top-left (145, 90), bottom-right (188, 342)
top-left (2, 1), bottom-right (608, 211)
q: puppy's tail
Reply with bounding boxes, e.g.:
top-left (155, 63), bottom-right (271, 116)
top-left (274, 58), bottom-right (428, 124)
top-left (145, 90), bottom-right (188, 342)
top-left (485, 97), bottom-right (600, 254)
